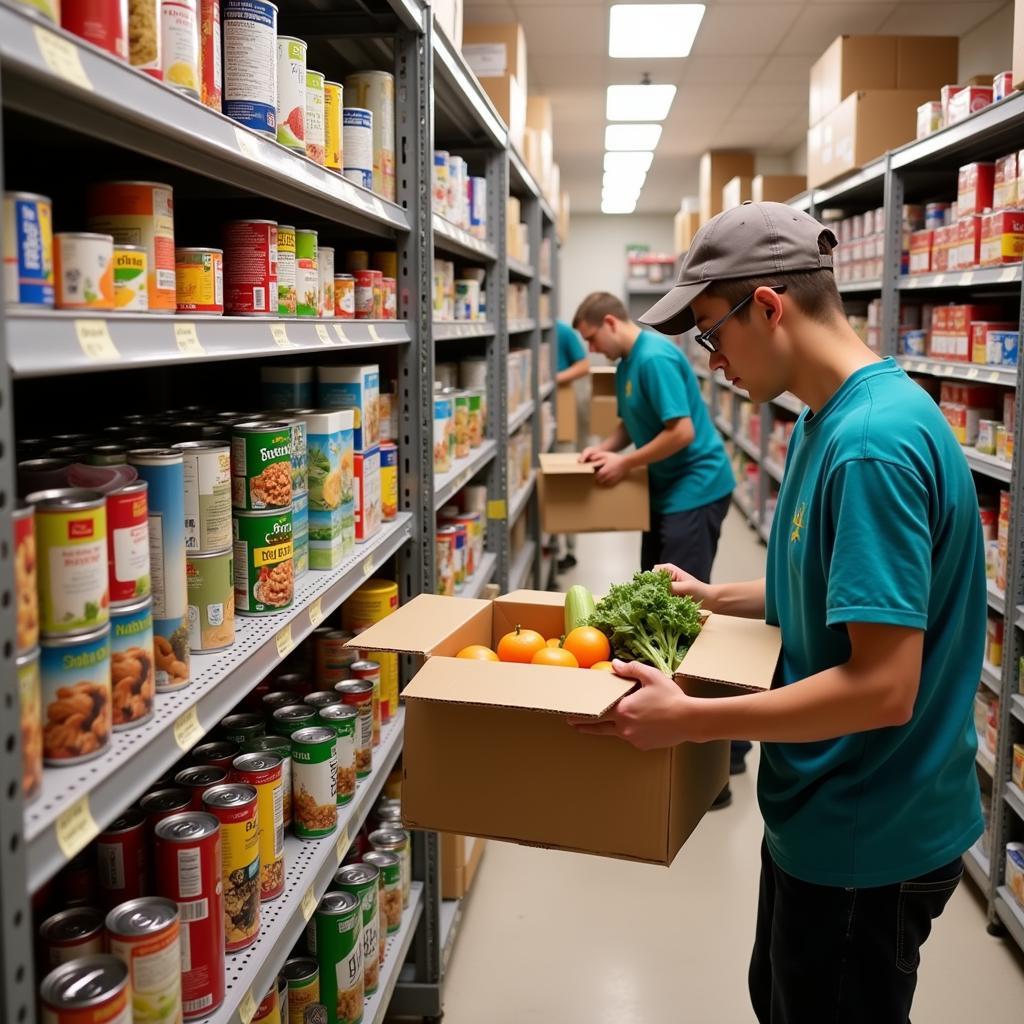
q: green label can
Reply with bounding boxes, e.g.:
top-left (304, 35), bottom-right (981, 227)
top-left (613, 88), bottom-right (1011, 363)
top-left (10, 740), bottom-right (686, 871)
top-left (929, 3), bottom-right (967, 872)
top-left (186, 548), bottom-right (235, 652)
top-left (333, 864), bottom-right (380, 996)
top-left (306, 890), bottom-right (363, 1024)
top-left (272, 704), bottom-right (318, 737)
top-left (280, 957), bottom-right (319, 1024)
top-left (318, 704), bottom-right (357, 805)
top-left (278, 225), bottom-right (297, 316)
top-left (295, 229), bottom-right (318, 318)
top-left (114, 244), bottom-right (148, 312)
top-left (231, 421), bottom-right (294, 511)
top-left (233, 509), bottom-right (293, 614)
top-left (362, 850), bottom-right (402, 935)
top-left (291, 726), bottom-right (337, 839)
top-left (220, 712), bottom-right (265, 746)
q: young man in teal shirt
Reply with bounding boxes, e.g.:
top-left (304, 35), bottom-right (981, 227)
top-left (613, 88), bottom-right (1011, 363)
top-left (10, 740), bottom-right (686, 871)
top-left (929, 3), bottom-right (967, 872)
top-left (553, 320), bottom-right (591, 571)
top-left (575, 202), bottom-right (984, 1022)
top-left (572, 292), bottom-right (734, 581)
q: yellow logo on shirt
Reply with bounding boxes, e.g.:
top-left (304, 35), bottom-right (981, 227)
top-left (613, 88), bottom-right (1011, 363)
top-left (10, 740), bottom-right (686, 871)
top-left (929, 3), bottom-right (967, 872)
top-left (790, 503), bottom-right (807, 544)
top-left (625, 379), bottom-right (633, 398)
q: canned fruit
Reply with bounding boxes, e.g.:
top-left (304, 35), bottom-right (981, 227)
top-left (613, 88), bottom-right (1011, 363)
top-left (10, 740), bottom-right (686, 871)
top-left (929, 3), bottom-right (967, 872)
top-left (110, 598), bottom-right (155, 730)
top-left (277, 224), bottom-right (297, 315)
top-left (19, 650), bottom-right (42, 801)
top-left (107, 481), bottom-right (151, 606)
top-left (161, 0), bottom-right (200, 95)
top-left (291, 726), bottom-right (338, 838)
top-left (305, 70), bottom-right (326, 165)
top-left (55, 232), bottom-right (115, 310)
top-left (114, 244), bottom-right (148, 310)
top-left (232, 421), bottom-right (293, 510)
top-left (222, 0), bottom-right (277, 135)
top-left (276, 36), bottom-right (307, 150)
top-left (334, 274), bottom-right (354, 318)
top-left (40, 956), bottom-right (131, 1024)
top-left (231, 752), bottom-right (285, 900)
top-left (14, 504), bottom-right (39, 653)
top-left (295, 228), bottom-right (318, 317)
top-left (174, 441), bottom-right (232, 552)
top-left (307, 891), bottom-right (362, 1024)
top-left (4, 191), bottom-right (54, 308)
top-left (128, 0), bottom-right (161, 74)
top-left (223, 219), bottom-right (277, 316)
top-left (62, 0), bottom-right (128, 58)
top-left (40, 907), bottom-right (106, 968)
top-left (175, 247), bottom-right (224, 314)
top-left (324, 82), bottom-right (343, 170)
top-left (187, 549), bottom-right (235, 651)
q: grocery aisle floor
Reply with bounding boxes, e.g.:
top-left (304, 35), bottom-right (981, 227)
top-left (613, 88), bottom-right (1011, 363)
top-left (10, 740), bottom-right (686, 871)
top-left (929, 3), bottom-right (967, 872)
top-left (439, 508), bottom-right (1024, 1023)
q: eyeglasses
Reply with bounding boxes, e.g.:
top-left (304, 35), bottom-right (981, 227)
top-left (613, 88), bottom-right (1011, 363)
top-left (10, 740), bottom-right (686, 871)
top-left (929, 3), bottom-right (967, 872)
top-left (694, 284), bottom-right (788, 354)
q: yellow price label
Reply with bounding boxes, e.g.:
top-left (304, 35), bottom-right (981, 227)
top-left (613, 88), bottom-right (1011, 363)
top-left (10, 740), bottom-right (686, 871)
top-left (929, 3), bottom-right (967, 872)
top-left (315, 324), bottom-right (333, 345)
top-left (238, 989), bottom-right (258, 1024)
top-left (486, 499), bottom-right (507, 520)
top-left (173, 706), bottom-right (204, 752)
top-left (367, 324), bottom-right (383, 343)
top-left (967, 367), bottom-right (980, 379)
top-left (335, 827), bottom-right (351, 863)
top-left (234, 127), bottom-right (263, 161)
top-left (334, 323), bottom-right (350, 343)
top-left (35, 27), bottom-right (93, 91)
top-left (961, 271), bottom-right (975, 285)
top-left (301, 886), bottom-right (317, 922)
top-left (55, 797), bottom-right (99, 861)
top-left (270, 324), bottom-right (293, 348)
top-left (362, 555), bottom-right (375, 578)
top-left (174, 322), bottom-right (205, 356)
top-left (309, 597), bottom-right (324, 628)
top-left (276, 623), bottom-right (293, 657)
top-left (75, 320), bottom-right (119, 361)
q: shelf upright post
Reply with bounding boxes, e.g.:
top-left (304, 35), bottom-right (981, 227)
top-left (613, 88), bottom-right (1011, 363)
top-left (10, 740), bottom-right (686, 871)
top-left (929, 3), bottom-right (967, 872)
top-left (492, 149), bottom-right (511, 589)
top-left (526, 193), bottom-right (543, 586)
top-left (880, 154), bottom-right (902, 358)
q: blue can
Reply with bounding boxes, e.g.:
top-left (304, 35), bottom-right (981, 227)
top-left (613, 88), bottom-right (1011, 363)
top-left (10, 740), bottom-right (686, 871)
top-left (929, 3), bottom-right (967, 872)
top-left (4, 192), bottom-right (54, 307)
top-left (469, 177), bottom-right (487, 234)
top-left (222, 0), bottom-right (279, 137)
top-left (343, 107), bottom-right (373, 190)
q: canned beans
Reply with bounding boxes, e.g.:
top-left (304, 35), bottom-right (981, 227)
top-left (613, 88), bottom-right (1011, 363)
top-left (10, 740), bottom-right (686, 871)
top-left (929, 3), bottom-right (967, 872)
top-left (335, 679), bottom-right (372, 778)
top-left (14, 503), bottom-right (39, 653)
top-left (307, 891), bottom-right (362, 1024)
top-left (40, 955), bottom-right (131, 1024)
top-left (231, 752), bottom-right (285, 901)
top-left (110, 597), bottom-right (155, 731)
top-left (291, 726), bottom-right (337, 839)
top-left (39, 907), bottom-right (106, 969)
top-left (231, 421), bottom-right (293, 510)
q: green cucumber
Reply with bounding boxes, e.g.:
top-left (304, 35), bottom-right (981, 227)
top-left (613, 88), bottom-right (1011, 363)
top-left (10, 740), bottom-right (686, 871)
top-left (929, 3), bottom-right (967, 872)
top-left (565, 585), bottom-right (597, 634)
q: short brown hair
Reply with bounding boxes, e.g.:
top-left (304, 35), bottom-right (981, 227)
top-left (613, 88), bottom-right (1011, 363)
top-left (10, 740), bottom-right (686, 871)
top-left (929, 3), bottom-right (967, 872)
top-left (573, 291), bottom-right (629, 329)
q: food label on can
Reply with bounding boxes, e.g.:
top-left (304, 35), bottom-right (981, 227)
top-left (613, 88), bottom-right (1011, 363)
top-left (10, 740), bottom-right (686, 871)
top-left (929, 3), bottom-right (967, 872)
top-left (307, 903), bottom-right (362, 1024)
top-left (161, 0), bottom-right (201, 95)
top-left (40, 630), bottom-right (111, 766)
top-left (109, 914), bottom-right (183, 1024)
top-left (295, 230), bottom-right (318, 318)
top-left (222, 0), bottom-right (277, 135)
top-left (324, 82), bottom-right (343, 170)
top-left (211, 794), bottom-right (260, 951)
top-left (19, 652), bottom-right (43, 801)
top-left (223, 220), bottom-right (277, 315)
top-left (114, 246), bottom-right (149, 311)
top-left (176, 249), bottom-right (224, 313)
top-left (55, 234), bottom-right (114, 310)
top-left (179, 444), bottom-right (232, 551)
top-left (291, 731), bottom-right (337, 838)
top-left (200, 0), bottom-right (222, 110)
top-left (277, 225), bottom-right (296, 315)
top-left (232, 426), bottom-right (293, 510)
top-left (111, 600), bottom-right (156, 731)
top-left (305, 71), bottom-right (325, 165)
top-left (15, 509), bottom-right (40, 654)
top-left (285, 971), bottom-right (319, 1024)
top-left (334, 276), bottom-right (354, 317)
top-left (4, 193), bottom-right (54, 307)
top-left (108, 487), bottom-right (151, 605)
top-left (276, 37), bottom-right (307, 150)
top-left (288, 420), bottom-right (308, 494)
top-left (187, 551), bottom-right (235, 651)
top-left (233, 511), bottom-right (294, 613)
top-left (233, 762), bottom-right (284, 901)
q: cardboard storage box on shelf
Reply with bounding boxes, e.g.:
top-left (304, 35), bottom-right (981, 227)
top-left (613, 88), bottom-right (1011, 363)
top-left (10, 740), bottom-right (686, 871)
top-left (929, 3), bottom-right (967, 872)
top-left (538, 452), bottom-right (649, 533)
top-left (481, 75), bottom-right (527, 152)
top-left (556, 381), bottom-right (578, 444)
top-left (433, 0), bottom-right (462, 48)
top-left (722, 175), bottom-right (752, 210)
top-left (699, 151), bottom-right (754, 224)
top-left (352, 591), bottom-right (781, 864)
top-left (442, 833), bottom-right (485, 900)
top-left (751, 175), bottom-right (807, 203)
top-left (807, 89), bottom-right (936, 189)
top-left (558, 190), bottom-right (570, 243)
top-left (462, 23), bottom-right (527, 89)
top-left (674, 208), bottom-right (701, 254)
top-left (588, 365), bottom-right (619, 438)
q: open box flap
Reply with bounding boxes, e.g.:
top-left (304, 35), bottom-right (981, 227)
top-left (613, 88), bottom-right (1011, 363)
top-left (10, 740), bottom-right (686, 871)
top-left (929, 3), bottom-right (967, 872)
top-left (674, 612), bottom-right (781, 693)
top-left (403, 655), bottom-right (635, 718)
top-left (347, 593), bottom-right (491, 656)
top-left (538, 452), bottom-right (599, 476)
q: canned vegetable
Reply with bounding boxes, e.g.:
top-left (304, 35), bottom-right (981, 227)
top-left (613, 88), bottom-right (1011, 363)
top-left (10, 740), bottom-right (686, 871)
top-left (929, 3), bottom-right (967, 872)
top-left (291, 726), bottom-right (338, 839)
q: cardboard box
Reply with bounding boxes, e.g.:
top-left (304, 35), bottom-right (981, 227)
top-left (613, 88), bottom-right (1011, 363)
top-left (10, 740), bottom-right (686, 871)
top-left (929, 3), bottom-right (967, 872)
top-left (538, 452), bottom-right (649, 534)
top-left (1015, 0), bottom-right (1024, 94)
top-left (352, 591), bottom-right (781, 864)
top-left (674, 209), bottom-right (701, 254)
top-left (526, 95), bottom-right (553, 137)
top-left (994, 153), bottom-right (1019, 210)
top-left (433, 0), bottom-right (462, 48)
top-left (479, 74), bottom-right (527, 152)
top-left (558, 190), bottom-right (570, 244)
top-left (917, 101), bottom-right (942, 139)
top-left (722, 175), bottom-right (752, 210)
top-left (354, 446), bottom-right (381, 542)
top-left (462, 23), bottom-right (527, 91)
top-left (442, 833), bottom-right (485, 900)
top-left (750, 175), bottom-right (807, 204)
top-left (807, 89), bottom-right (937, 189)
top-left (588, 365), bottom-right (619, 438)
top-left (699, 151), bottom-right (754, 224)
top-left (555, 381), bottom-right (578, 444)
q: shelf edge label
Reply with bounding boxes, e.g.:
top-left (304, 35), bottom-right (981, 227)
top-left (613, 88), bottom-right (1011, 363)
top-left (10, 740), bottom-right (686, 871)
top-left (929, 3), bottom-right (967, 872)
top-left (238, 989), bottom-right (257, 1024)
top-left (486, 499), bottom-right (507, 520)
top-left (55, 796), bottom-right (99, 861)
top-left (234, 127), bottom-right (263, 161)
top-left (173, 706), bottom-right (204, 751)
top-left (315, 324), bottom-right (334, 346)
top-left (367, 324), bottom-right (383, 343)
top-left (308, 597), bottom-right (323, 628)
top-left (276, 623), bottom-right (294, 657)
top-left (270, 324), bottom-right (294, 349)
top-left (334, 323), bottom-right (350, 343)
top-left (35, 27), bottom-right (93, 92)
top-left (174, 322), bottom-right (205, 356)
top-left (362, 555), bottom-right (375, 578)
top-left (335, 826), bottom-right (351, 863)
top-left (75, 320), bottom-right (119, 361)
top-left (300, 886), bottom-right (317, 922)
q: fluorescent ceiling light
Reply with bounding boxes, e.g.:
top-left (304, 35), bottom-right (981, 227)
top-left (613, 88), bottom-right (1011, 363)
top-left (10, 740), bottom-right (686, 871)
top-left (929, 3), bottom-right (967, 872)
top-left (608, 4), bottom-right (705, 59)
top-left (603, 185), bottom-right (643, 206)
top-left (606, 84), bottom-right (677, 121)
top-left (605, 123), bottom-right (662, 151)
top-left (603, 173), bottom-right (645, 196)
top-left (604, 151), bottom-right (654, 174)
top-left (602, 196), bottom-right (638, 215)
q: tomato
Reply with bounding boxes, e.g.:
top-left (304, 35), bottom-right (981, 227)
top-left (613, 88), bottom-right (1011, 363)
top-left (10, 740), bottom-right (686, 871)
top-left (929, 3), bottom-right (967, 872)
top-left (531, 646), bottom-right (579, 668)
top-left (562, 626), bottom-right (611, 668)
top-left (496, 625), bottom-right (547, 663)
top-left (456, 644), bottom-right (499, 661)
top-left (590, 661), bottom-right (615, 672)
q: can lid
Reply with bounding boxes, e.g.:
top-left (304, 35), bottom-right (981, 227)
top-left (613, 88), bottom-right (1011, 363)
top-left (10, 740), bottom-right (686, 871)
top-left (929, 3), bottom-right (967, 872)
top-left (192, 740), bottom-right (239, 761)
top-left (106, 896), bottom-right (178, 937)
top-left (26, 487), bottom-right (105, 510)
top-left (362, 850), bottom-right (400, 869)
top-left (40, 906), bottom-right (105, 944)
top-left (232, 751), bottom-right (283, 772)
top-left (41, 956), bottom-right (129, 1009)
top-left (154, 811), bottom-right (220, 843)
top-left (114, 244), bottom-right (146, 252)
top-left (139, 787), bottom-right (191, 813)
top-left (175, 765), bottom-right (229, 787)
top-left (304, 692), bottom-right (342, 709)
top-left (280, 957), bottom-right (319, 982)
top-left (56, 231), bottom-right (114, 242)
top-left (369, 827), bottom-right (408, 848)
top-left (273, 704), bottom-right (318, 723)
top-left (335, 863), bottom-right (379, 887)
top-left (291, 726), bottom-right (337, 746)
top-left (222, 712), bottom-right (265, 729)
top-left (335, 679), bottom-right (373, 696)
top-left (318, 703), bottom-right (358, 721)
top-left (245, 735), bottom-right (290, 754)
top-left (233, 420), bottom-right (291, 433)
top-left (350, 660), bottom-right (381, 673)
top-left (111, 594), bottom-right (154, 618)
top-left (202, 783), bottom-right (258, 809)
top-left (100, 807), bottom-right (147, 834)
top-left (316, 890), bottom-right (360, 917)
top-left (171, 439), bottom-right (229, 452)
top-left (263, 691), bottom-right (301, 710)
top-left (127, 449), bottom-right (183, 464)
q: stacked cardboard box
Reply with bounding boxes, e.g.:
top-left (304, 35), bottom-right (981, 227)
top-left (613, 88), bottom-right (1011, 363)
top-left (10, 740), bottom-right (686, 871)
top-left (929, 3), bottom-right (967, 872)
top-left (698, 151), bottom-right (754, 224)
top-left (462, 23), bottom-right (528, 151)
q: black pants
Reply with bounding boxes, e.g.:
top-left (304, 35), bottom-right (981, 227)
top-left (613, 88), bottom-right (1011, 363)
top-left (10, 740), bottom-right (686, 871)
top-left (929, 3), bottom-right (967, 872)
top-left (750, 838), bottom-right (963, 1024)
top-left (639, 494), bottom-right (731, 581)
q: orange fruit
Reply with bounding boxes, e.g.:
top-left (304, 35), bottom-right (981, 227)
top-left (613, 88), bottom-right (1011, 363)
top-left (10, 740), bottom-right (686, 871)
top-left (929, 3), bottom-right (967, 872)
top-left (456, 644), bottom-right (498, 661)
top-left (563, 626), bottom-right (611, 668)
top-left (590, 661), bottom-right (615, 672)
top-left (531, 646), bottom-right (579, 668)
top-left (496, 625), bottom-right (546, 663)
top-left (546, 636), bottom-right (564, 648)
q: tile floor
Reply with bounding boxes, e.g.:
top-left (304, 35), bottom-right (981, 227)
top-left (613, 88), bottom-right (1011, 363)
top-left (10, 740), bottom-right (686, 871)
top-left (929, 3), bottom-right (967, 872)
top-left (437, 509), bottom-right (1024, 1023)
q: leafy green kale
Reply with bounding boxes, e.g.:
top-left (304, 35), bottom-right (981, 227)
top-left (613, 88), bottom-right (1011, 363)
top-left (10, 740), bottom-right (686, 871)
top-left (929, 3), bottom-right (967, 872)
top-left (587, 570), bottom-right (703, 676)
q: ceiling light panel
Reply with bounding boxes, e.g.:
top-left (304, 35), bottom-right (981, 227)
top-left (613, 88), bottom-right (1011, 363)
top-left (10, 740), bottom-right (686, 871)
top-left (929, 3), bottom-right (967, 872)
top-left (608, 4), bottom-right (705, 59)
top-left (602, 196), bottom-right (638, 215)
top-left (605, 123), bottom-right (662, 151)
top-left (606, 84), bottom-right (677, 121)
top-left (604, 151), bottom-right (655, 174)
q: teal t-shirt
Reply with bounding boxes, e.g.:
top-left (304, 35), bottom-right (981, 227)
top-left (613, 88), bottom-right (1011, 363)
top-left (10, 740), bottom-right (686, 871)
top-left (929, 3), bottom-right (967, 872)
top-left (763, 358), bottom-right (984, 888)
top-left (556, 320), bottom-right (586, 372)
top-left (615, 330), bottom-right (734, 514)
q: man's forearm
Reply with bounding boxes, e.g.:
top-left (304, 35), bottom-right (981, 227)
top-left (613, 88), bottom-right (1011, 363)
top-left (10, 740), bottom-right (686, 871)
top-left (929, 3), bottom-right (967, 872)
top-left (704, 577), bottom-right (766, 618)
top-left (598, 423), bottom-right (630, 452)
top-left (623, 424), bottom-right (690, 469)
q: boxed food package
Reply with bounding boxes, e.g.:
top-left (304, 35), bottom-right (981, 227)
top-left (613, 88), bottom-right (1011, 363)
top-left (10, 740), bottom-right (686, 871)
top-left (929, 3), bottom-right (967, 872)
top-left (940, 84), bottom-right (963, 125)
top-left (699, 151), bottom-right (754, 224)
top-left (351, 590), bottom-right (781, 864)
top-left (318, 364), bottom-right (381, 451)
top-left (957, 162), bottom-right (995, 217)
top-left (933, 224), bottom-right (956, 273)
top-left (482, 75), bottom-right (526, 151)
top-left (995, 71), bottom-right (1014, 103)
top-left (589, 365), bottom-right (619, 438)
top-left (538, 452), bottom-right (649, 533)
top-left (948, 86), bottom-right (993, 125)
top-left (939, 382), bottom-right (997, 444)
top-left (722, 175), bottom-right (752, 210)
top-left (442, 833), bottom-right (486, 900)
top-left (994, 153), bottom-right (1019, 210)
top-left (980, 210), bottom-right (1024, 267)
top-left (1008, 843), bottom-right (1024, 911)
top-left (916, 101), bottom-right (943, 138)
top-left (956, 215), bottom-right (982, 271)
top-left (354, 446), bottom-right (381, 543)
top-left (909, 230), bottom-right (933, 274)
top-left (971, 321), bottom-right (1018, 364)
top-left (929, 304), bottom-right (1002, 360)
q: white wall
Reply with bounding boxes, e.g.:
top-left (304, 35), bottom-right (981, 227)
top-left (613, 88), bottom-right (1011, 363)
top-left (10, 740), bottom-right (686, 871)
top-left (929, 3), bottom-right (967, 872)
top-left (958, 2), bottom-right (1014, 81)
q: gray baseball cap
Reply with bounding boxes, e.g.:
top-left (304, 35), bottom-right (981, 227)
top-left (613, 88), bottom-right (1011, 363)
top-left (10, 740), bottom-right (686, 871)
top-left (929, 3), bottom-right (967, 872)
top-left (640, 201), bottom-right (839, 335)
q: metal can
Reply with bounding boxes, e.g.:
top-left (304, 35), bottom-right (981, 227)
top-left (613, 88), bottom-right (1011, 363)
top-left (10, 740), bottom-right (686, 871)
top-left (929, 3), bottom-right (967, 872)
top-left (3, 191), bottom-right (54, 309)
top-left (39, 907), bottom-right (106, 969)
top-left (354, 268), bottom-right (375, 319)
top-left (362, 850), bottom-right (401, 935)
top-left (221, 711), bottom-right (265, 745)
top-left (335, 679), bottom-right (372, 778)
top-left (372, 273), bottom-right (385, 319)
top-left (317, 704), bottom-right (357, 806)
top-left (252, 983), bottom-right (282, 1024)
top-left (466, 391), bottom-right (483, 448)
top-left (343, 581), bottom-right (398, 724)
top-left (175, 764), bottom-right (229, 808)
top-left (319, 245), bottom-right (335, 318)
top-left (18, 648), bottom-right (42, 801)
top-left (382, 276), bottom-right (396, 319)
top-left (201, 782), bottom-right (260, 950)
top-left (243, 734), bottom-right (292, 827)
top-left (277, 223), bottom-right (296, 315)
top-left (305, 690), bottom-right (341, 711)
top-left (271, 703), bottom-right (318, 737)
top-left (128, 449), bottom-right (189, 691)
top-left (106, 897), bottom-right (183, 1024)
top-left (306, 891), bottom-right (363, 1024)
top-left (316, 628), bottom-right (357, 687)
top-left (222, 0), bottom-right (277, 135)
top-left (231, 421), bottom-right (293, 510)
top-left (40, 955), bottom-right (131, 1024)
top-left (233, 509), bottom-right (294, 614)
top-left (350, 659), bottom-right (382, 744)
top-left (127, 0), bottom-right (161, 76)
top-left (275, 414), bottom-right (308, 496)
top-left (106, 481), bottom-right (150, 607)
top-left (223, 219), bottom-right (277, 316)
top-left (260, 690), bottom-right (300, 717)
top-left (154, 812), bottom-right (225, 1019)
top-left (54, 232), bottom-right (115, 311)
top-left (139, 786), bottom-right (192, 826)
top-left (292, 489), bottom-right (308, 578)
top-left (342, 106), bottom-right (373, 191)
top-left (190, 739), bottom-right (239, 770)
top-left (61, 0), bottom-right (128, 59)
top-left (198, 0), bottom-right (221, 109)
top-left (40, 626), bottom-right (111, 765)
top-left (306, 69), bottom-right (326, 165)
top-left (176, 247), bottom-right (224, 314)
top-left (324, 81), bottom-right (343, 171)
top-left (379, 442), bottom-right (397, 523)
top-left (87, 181), bottom-right (176, 312)
top-left (333, 863), bottom-right (380, 996)
top-left (280, 957), bottom-right (319, 1024)
top-left (291, 726), bottom-right (338, 839)
top-left (174, 440), bottom-right (232, 553)
top-left (96, 808), bottom-right (148, 910)
top-left (231, 752), bottom-right (284, 900)
top-left (14, 502), bottom-right (39, 654)
top-left (113, 244), bottom-right (148, 311)
top-left (160, 0), bottom-right (200, 96)
top-left (186, 549), bottom-right (235, 652)
top-left (334, 273), bottom-right (354, 318)
top-left (345, 72), bottom-right (395, 201)
top-left (295, 228), bottom-right (318, 318)
top-left (435, 525), bottom-right (456, 595)
top-left (110, 596), bottom-right (155, 731)
top-left (277, 35), bottom-right (307, 150)
top-left (368, 827), bottom-right (410, 909)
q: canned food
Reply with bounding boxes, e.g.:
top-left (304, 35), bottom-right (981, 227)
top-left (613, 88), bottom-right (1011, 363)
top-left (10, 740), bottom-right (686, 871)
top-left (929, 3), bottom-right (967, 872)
top-left (362, 850), bottom-right (401, 935)
top-left (40, 907), bottom-right (106, 969)
top-left (354, 269), bottom-right (375, 319)
top-left (233, 511), bottom-right (292, 618)
top-left (295, 228), bottom-right (318, 318)
top-left (277, 223), bottom-right (296, 315)
top-left (276, 36), bottom-right (307, 151)
top-left (261, 365), bottom-right (312, 410)
top-left (368, 826), bottom-right (409, 909)
top-left (378, 442), bottom-right (397, 523)
top-left (14, 503), bottom-right (38, 654)
top-left (454, 512), bottom-right (482, 576)
top-left (324, 81), bottom-right (343, 171)
top-left (333, 863), bottom-right (380, 995)
top-left (252, 983), bottom-right (282, 1024)
top-left (154, 812), bottom-right (225, 1018)
top-left (175, 764), bottom-right (229, 808)
top-left (261, 690), bottom-right (300, 717)
top-left (319, 245), bottom-right (335, 318)
top-left (291, 726), bottom-right (338, 839)
top-left (232, 421), bottom-right (293, 510)
top-left (231, 752), bottom-right (284, 900)
top-left (55, 232), bottom-right (114, 310)
top-left (3, 191), bottom-right (54, 308)
top-left (305, 690), bottom-right (341, 711)
top-left (275, 415), bottom-right (308, 496)
top-left (343, 581), bottom-right (398, 723)
top-left (292, 489), bottom-right (308, 578)
top-left (243, 734), bottom-right (292, 827)
top-left (433, 395), bottom-right (453, 474)
top-left (128, 450), bottom-right (189, 691)
top-left (306, 891), bottom-right (362, 1024)
top-left (106, 481), bottom-right (150, 607)
top-left (112, 244), bottom-right (149, 311)
top-left (342, 107), bottom-right (373, 191)
top-left (222, 0), bottom-right (277, 135)
top-left (316, 628), bottom-right (357, 687)
top-left (334, 273), bottom-right (354, 318)
top-left (95, 808), bottom-right (148, 910)
top-left (88, 446), bottom-right (128, 468)
top-left (18, 648), bottom-right (42, 801)
top-left (110, 597), bottom-right (155, 730)
top-left (106, 897), bottom-right (183, 1024)
top-left (306, 69), bottom-right (326, 165)
top-left (190, 739), bottom-right (239, 770)
top-left (345, 72), bottom-right (395, 201)
top-left (452, 391), bottom-right (470, 459)
top-left (335, 679), bottom-right (372, 778)
top-left (139, 786), bottom-right (192, 826)
top-left (221, 711), bottom-right (265, 745)
top-left (173, 440), bottom-right (232, 553)
top-left (198, 0), bottom-right (221, 109)
top-left (298, 408), bottom-right (349, 516)
top-left (318, 704), bottom-right (357, 805)
top-left (201, 783), bottom-right (260, 950)
top-left (466, 391), bottom-right (482, 447)
top-left (160, 0), bottom-right (200, 96)
top-left (223, 219), bottom-right (277, 316)
top-left (350, 659), bottom-right (381, 744)
top-left (62, 0), bottom-right (128, 59)
top-left (87, 181), bottom-right (176, 312)
top-left (271, 703), bottom-right (317, 736)
top-left (40, 955), bottom-right (131, 1024)
top-left (436, 525), bottom-right (455, 596)
top-left (382, 276), bottom-right (396, 319)
top-left (280, 957), bottom-right (319, 1024)
top-left (40, 626), bottom-right (111, 765)
top-left (187, 549), bottom-right (235, 652)
top-left (176, 247), bottom-right (224, 314)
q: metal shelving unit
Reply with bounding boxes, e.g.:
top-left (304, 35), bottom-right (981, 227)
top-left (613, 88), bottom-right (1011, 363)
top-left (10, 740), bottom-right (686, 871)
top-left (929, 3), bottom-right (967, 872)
top-left (433, 440), bottom-right (499, 510)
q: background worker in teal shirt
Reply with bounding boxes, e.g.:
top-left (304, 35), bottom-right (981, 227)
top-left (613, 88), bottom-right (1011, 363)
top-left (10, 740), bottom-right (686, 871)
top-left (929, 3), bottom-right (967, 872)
top-left (572, 291), bottom-right (734, 581)
top-left (553, 320), bottom-right (591, 571)
top-left (574, 203), bottom-right (984, 1023)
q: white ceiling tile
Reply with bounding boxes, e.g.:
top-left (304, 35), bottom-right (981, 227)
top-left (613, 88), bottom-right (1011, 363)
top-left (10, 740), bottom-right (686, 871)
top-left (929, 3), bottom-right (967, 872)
top-left (775, 4), bottom-right (898, 55)
top-left (690, 4), bottom-right (803, 56)
top-left (755, 54), bottom-right (817, 84)
top-left (677, 54), bottom-right (766, 86)
top-left (877, 2), bottom-right (1005, 35)
top-left (463, 6), bottom-right (518, 21)
top-left (741, 81), bottom-right (808, 105)
top-left (514, 6), bottom-right (607, 56)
